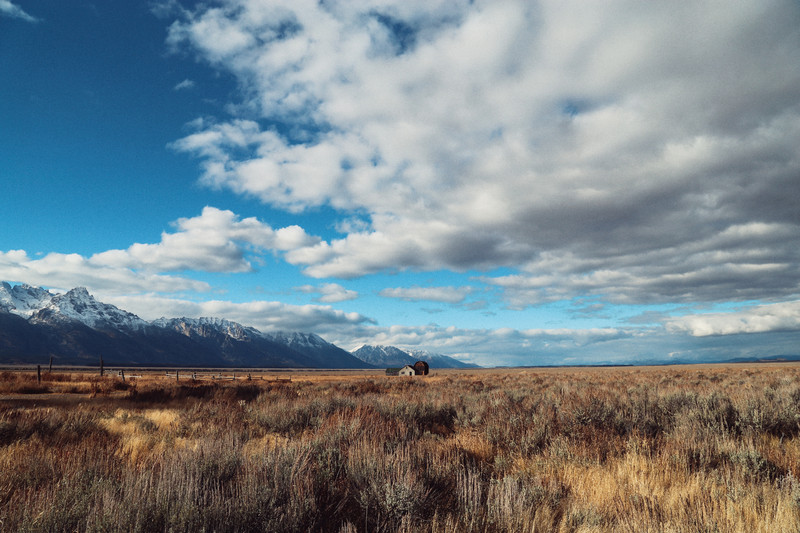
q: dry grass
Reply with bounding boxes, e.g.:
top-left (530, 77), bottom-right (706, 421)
top-left (1, 364), bottom-right (800, 532)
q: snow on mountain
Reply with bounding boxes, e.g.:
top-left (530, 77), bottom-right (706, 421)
top-left (151, 318), bottom-right (368, 368)
top-left (149, 316), bottom-right (327, 367)
top-left (351, 344), bottom-right (480, 369)
top-left (155, 320), bottom-right (346, 359)
top-left (266, 331), bottom-right (374, 368)
top-left (406, 349), bottom-right (481, 369)
top-left (0, 282), bottom-right (370, 368)
top-left (0, 282), bottom-right (54, 317)
top-left (351, 345), bottom-right (416, 367)
top-left (30, 287), bottom-right (150, 331)
top-left (264, 331), bottom-right (327, 350)
top-left (152, 317), bottom-right (261, 341)
top-left (1, 283), bottom-right (148, 331)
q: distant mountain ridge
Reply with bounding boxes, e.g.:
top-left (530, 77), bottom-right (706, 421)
top-left (351, 344), bottom-right (479, 369)
top-left (351, 345), bottom-right (415, 367)
top-left (0, 282), bottom-right (372, 369)
top-left (406, 349), bottom-right (481, 369)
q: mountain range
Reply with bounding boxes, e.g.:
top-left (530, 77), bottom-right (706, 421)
top-left (0, 282), bottom-right (369, 368)
top-left (0, 282), bottom-right (479, 370)
top-left (351, 344), bottom-right (480, 369)
top-left (7, 282), bottom-right (789, 370)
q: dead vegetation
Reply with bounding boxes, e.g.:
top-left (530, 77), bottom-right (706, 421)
top-left (1, 364), bottom-right (800, 531)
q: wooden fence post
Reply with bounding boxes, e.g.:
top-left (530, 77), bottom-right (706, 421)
top-left (100, 356), bottom-right (104, 377)
top-left (176, 370), bottom-right (179, 382)
top-left (121, 369), bottom-right (125, 382)
top-left (48, 355), bottom-right (53, 373)
top-left (37, 365), bottom-right (41, 383)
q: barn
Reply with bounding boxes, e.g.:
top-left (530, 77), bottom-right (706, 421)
top-left (413, 361), bottom-right (429, 376)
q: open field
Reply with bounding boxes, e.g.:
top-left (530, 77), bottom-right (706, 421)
top-left (2, 364), bottom-right (800, 532)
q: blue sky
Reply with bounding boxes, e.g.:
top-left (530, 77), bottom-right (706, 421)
top-left (2, 0), bottom-right (800, 366)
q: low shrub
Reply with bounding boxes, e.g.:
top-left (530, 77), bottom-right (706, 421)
top-left (2, 366), bottom-right (800, 532)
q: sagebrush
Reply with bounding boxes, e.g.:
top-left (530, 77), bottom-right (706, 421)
top-left (1, 365), bottom-right (800, 532)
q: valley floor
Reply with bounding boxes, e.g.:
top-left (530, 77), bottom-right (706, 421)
top-left (2, 364), bottom-right (800, 532)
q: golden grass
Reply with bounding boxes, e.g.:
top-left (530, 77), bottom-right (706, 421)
top-left (242, 433), bottom-right (291, 458)
top-left (2, 363), bottom-right (800, 532)
top-left (450, 427), bottom-right (495, 462)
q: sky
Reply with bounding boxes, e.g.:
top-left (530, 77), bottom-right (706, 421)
top-left (1, 0), bottom-right (799, 367)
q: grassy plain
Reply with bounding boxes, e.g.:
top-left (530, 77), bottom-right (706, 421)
top-left (2, 364), bottom-right (800, 532)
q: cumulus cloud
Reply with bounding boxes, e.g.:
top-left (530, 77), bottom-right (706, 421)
top-left (666, 300), bottom-right (800, 337)
top-left (297, 282), bottom-right (358, 303)
top-left (0, 206), bottom-right (323, 299)
top-left (90, 206), bottom-right (320, 273)
top-left (0, 0), bottom-right (38, 22)
top-left (166, 0), bottom-right (800, 306)
top-left (379, 285), bottom-right (473, 304)
top-left (0, 250), bottom-right (208, 295)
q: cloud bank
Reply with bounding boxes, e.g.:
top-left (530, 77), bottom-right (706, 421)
top-left (166, 0), bottom-right (800, 309)
top-left (666, 300), bottom-right (800, 337)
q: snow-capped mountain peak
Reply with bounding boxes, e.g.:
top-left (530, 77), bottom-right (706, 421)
top-left (351, 344), bottom-right (416, 367)
top-left (351, 344), bottom-right (480, 369)
top-left (0, 282), bottom-right (54, 317)
top-left (405, 348), bottom-right (480, 369)
top-left (30, 287), bottom-right (149, 331)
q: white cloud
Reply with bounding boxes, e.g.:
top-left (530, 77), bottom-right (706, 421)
top-left (174, 79), bottom-right (195, 91)
top-left (379, 285), bottom-right (473, 304)
top-left (0, 250), bottom-right (208, 295)
top-left (297, 282), bottom-right (358, 303)
top-left (0, 0), bottom-right (38, 22)
top-left (0, 206), bottom-right (322, 301)
top-left (90, 206), bottom-right (320, 273)
top-left (666, 300), bottom-right (800, 337)
top-left (166, 0), bottom-right (800, 305)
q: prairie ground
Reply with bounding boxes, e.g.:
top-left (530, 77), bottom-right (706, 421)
top-left (2, 364), bottom-right (800, 532)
